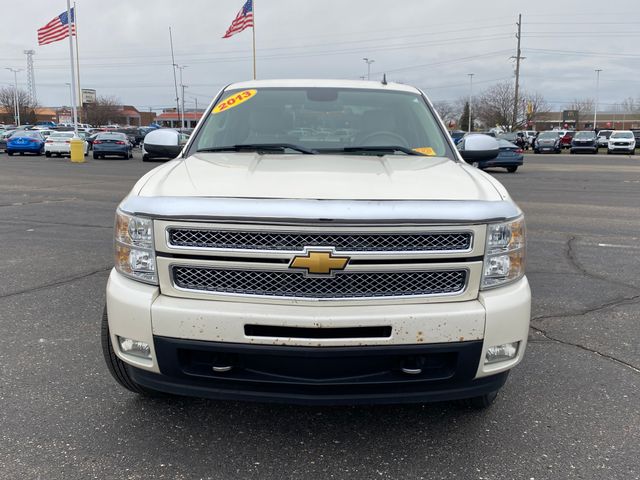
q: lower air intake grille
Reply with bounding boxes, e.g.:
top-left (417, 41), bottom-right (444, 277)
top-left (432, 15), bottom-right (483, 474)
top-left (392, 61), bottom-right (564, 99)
top-left (172, 266), bottom-right (467, 299)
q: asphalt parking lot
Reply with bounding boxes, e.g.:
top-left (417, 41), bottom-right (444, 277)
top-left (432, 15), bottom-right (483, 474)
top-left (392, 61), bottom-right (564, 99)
top-left (0, 149), bottom-right (638, 480)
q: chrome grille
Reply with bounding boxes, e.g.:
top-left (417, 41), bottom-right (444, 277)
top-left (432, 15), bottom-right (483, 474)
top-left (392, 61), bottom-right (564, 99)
top-left (168, 229), bottom-right (472, 253)
top-left (172, 266), bottom-right (467, 299)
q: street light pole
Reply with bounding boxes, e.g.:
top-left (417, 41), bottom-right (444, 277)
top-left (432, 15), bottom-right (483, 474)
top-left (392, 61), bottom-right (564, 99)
top-left (363, 58), bottom-right (374, 81)
top-left (6, 68), bottom-right (22, 126)
top-left (65, 82), bottom-right (73, 108)
top-left (594, 69), bottom-right (602, 130)
top-left (467, 73), bottom-right (474, 133)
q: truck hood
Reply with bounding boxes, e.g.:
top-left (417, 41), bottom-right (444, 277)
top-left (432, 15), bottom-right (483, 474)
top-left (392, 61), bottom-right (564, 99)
top-left (135, 152), bottom-right (503, 201)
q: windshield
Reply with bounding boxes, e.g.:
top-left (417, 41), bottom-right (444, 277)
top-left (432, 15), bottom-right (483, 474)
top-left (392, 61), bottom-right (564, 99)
top-left (538, 132), bottom-right (558, 139)
top-left (498, 139), bottom-right (518, 148)
top-left (190, 87), bottom-right (452, 158)
top-left (574, 131), bottom-right (594, 139)
top-left (611, 132), bottom-right (633, 139)
top-left (11, 131), bottom-right (41, 139)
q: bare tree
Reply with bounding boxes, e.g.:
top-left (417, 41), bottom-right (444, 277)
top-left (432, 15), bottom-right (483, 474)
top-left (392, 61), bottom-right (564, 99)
top-left (474, 81), bottom-right (515, 130)
top-left (566, 98), bottom-right (595, 115)
top-left (0, 86), bottom-right (38, 124)
top-left (84, 95), bottom-right (121, 126)
top-left (432, 100), bottom-right (460, 127)
top-left (618, 96), bottom-right (639, 113)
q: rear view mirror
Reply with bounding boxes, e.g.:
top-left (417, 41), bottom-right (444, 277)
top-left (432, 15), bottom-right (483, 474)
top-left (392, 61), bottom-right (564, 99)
top-left (457, 134), bottom-right (499, 162)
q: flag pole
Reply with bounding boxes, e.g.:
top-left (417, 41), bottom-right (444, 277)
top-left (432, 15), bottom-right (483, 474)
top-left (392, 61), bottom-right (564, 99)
top-left (74, 1), bottom-right (82, 121)
top-left (252, 0), bottom-right (256, 80)
top-left (66, 0), bottom-right (78, 135)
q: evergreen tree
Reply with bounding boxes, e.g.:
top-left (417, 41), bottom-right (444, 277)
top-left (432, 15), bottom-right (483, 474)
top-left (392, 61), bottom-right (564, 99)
top-left (459, 102), bottom-right (470, 131)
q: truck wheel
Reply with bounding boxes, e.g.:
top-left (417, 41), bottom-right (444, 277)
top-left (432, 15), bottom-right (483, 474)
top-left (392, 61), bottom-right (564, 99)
top-left (460, 391), bottom-right (499, 409)
top-left (101, 307), bottom-right (160, 396)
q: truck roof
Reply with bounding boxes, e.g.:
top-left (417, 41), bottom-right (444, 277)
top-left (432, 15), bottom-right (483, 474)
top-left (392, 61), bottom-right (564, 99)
top-left (225, 79), bottom-right (422, 94)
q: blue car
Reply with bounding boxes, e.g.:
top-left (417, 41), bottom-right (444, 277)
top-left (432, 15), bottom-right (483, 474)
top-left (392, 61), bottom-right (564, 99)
top-left (459, 138), bottom-right (523, 173)
top-left (6, 131), bottom-right (45, 156)
top-left (92, 132), bottom-right (133, 159)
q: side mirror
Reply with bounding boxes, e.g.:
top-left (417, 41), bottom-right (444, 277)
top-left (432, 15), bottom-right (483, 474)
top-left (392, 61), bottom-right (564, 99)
top-left (457, 134), bottom-right (500, 162)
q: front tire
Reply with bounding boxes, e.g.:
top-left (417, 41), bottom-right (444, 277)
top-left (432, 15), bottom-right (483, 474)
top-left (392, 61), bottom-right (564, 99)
top-left (7, 151), bottom-right (13, 156)
top-left (142, 154), bottom-right (149, 162)
top-left (506, 166), bottom-right (518, 173)
top-left (101, 307), bottom-right (159, 396)
top-left (45, 151), bottom-right (51, 157)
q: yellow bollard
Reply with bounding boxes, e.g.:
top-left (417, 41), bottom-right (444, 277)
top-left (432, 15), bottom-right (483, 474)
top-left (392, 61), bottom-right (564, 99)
top-left (70, 137), bottom-right (85, 163)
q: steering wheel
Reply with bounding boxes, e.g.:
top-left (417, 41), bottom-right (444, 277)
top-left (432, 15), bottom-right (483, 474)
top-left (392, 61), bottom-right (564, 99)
top-left (357, 131), bottom-right (409, 148)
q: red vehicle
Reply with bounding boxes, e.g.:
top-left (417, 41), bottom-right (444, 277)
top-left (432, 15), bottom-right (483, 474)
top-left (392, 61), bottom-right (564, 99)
top-left (560, 131), bottom-right (576, 149)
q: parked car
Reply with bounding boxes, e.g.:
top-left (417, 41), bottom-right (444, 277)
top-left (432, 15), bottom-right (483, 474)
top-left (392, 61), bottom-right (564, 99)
top-left (607, 130), bottom-right (636, 154)
top-left (559, 131), bottom-right (576, 149)
top-left (45, 131), bottom-right (89, 157)
top-left (0, 130), bottom-right (12, 151)
top-left (630, 130), bottom-right (640, 144)
top-left (102, 78), bottom-right (530, 408)
top-left (115, 128), bottom-right (140, 147)
top-left (86, 132), bottom-right (100, 150)
top-left (141, 128), bottom-right (189, 161)
top-left (533, 131), bottom-right (561, 153)
top-left (570, 131), bottom-right (598, 154)
top-left (459, 138), bottom-right (523, 173)
top-left (596, 129), bottom-right (613, 148)
top-left (6, 130), bottom-right (45, 156)
top-left (448, 130), bottom-right (466, 145)
top-left (522, 130), bottom-right (537, 147)
top-left (92, 132), bottom-right (133, 159)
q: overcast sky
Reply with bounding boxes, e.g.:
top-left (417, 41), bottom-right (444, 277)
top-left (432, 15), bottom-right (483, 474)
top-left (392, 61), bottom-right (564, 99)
top-left (1, 0), bottom-right (640, 112)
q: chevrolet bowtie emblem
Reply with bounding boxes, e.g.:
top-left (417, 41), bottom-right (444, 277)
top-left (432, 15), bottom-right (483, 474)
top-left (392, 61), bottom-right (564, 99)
top-left (290, 250), bottom-right (350, 276)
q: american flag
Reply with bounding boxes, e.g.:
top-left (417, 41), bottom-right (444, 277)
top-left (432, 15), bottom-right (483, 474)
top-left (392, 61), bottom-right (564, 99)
top-left (38, 8), bottom-right (76, 46)
top-left (222, 0), bottom-right (253, 39)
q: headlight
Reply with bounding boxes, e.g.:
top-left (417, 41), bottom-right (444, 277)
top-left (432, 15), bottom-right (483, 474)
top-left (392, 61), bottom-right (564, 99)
top-left (114, 210), bottom-right (157, 284)
top-left (482, 216), bottom-right (525, 289)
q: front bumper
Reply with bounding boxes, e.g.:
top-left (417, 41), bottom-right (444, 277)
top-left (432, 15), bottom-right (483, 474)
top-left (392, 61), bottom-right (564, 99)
top-left (105, 270), bottom-right (531, 403)
top-left (128, 339), bottom-right (509, 405)
top-left (608, 144), bottom-right (635, 152)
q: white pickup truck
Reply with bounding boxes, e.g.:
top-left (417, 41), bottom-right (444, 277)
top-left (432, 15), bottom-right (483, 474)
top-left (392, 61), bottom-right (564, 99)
top-left (103, 79), bottom-right (530, 408)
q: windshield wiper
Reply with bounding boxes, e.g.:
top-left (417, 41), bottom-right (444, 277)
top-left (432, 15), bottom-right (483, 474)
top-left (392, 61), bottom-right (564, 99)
top-left (324, 146), bottom-right (425, 156)
top-left (196, 143), bottom-right (317, 154)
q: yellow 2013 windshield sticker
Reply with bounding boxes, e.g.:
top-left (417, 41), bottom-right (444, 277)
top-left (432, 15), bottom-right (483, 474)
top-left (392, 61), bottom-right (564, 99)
top-left (212, 89), bottom-right (257, 114)
top-left (413, 147), bottom-right (436, 156)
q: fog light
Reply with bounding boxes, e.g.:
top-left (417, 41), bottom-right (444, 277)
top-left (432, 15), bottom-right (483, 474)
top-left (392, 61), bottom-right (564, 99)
top-left (118, 336), bottom-right (151, 359)
top-left (485, 342), bottom-right (519, 364)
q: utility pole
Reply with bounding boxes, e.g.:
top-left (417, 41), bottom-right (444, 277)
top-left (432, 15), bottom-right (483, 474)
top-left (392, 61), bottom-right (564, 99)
top-left (5, 68), bottom-right (22, 126)
top-left (176, 65), bottom-right (187, 129)
top-left (363, 58), bottom-right (374, 81)
top-left (467, 73), bottom-right (474, 133)
top-left (511, 14), bottom-right (524, 132)
top-left (594, 69), bottom-right (602, 130)
top-left (24, 50), bottom-right (36, 105)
